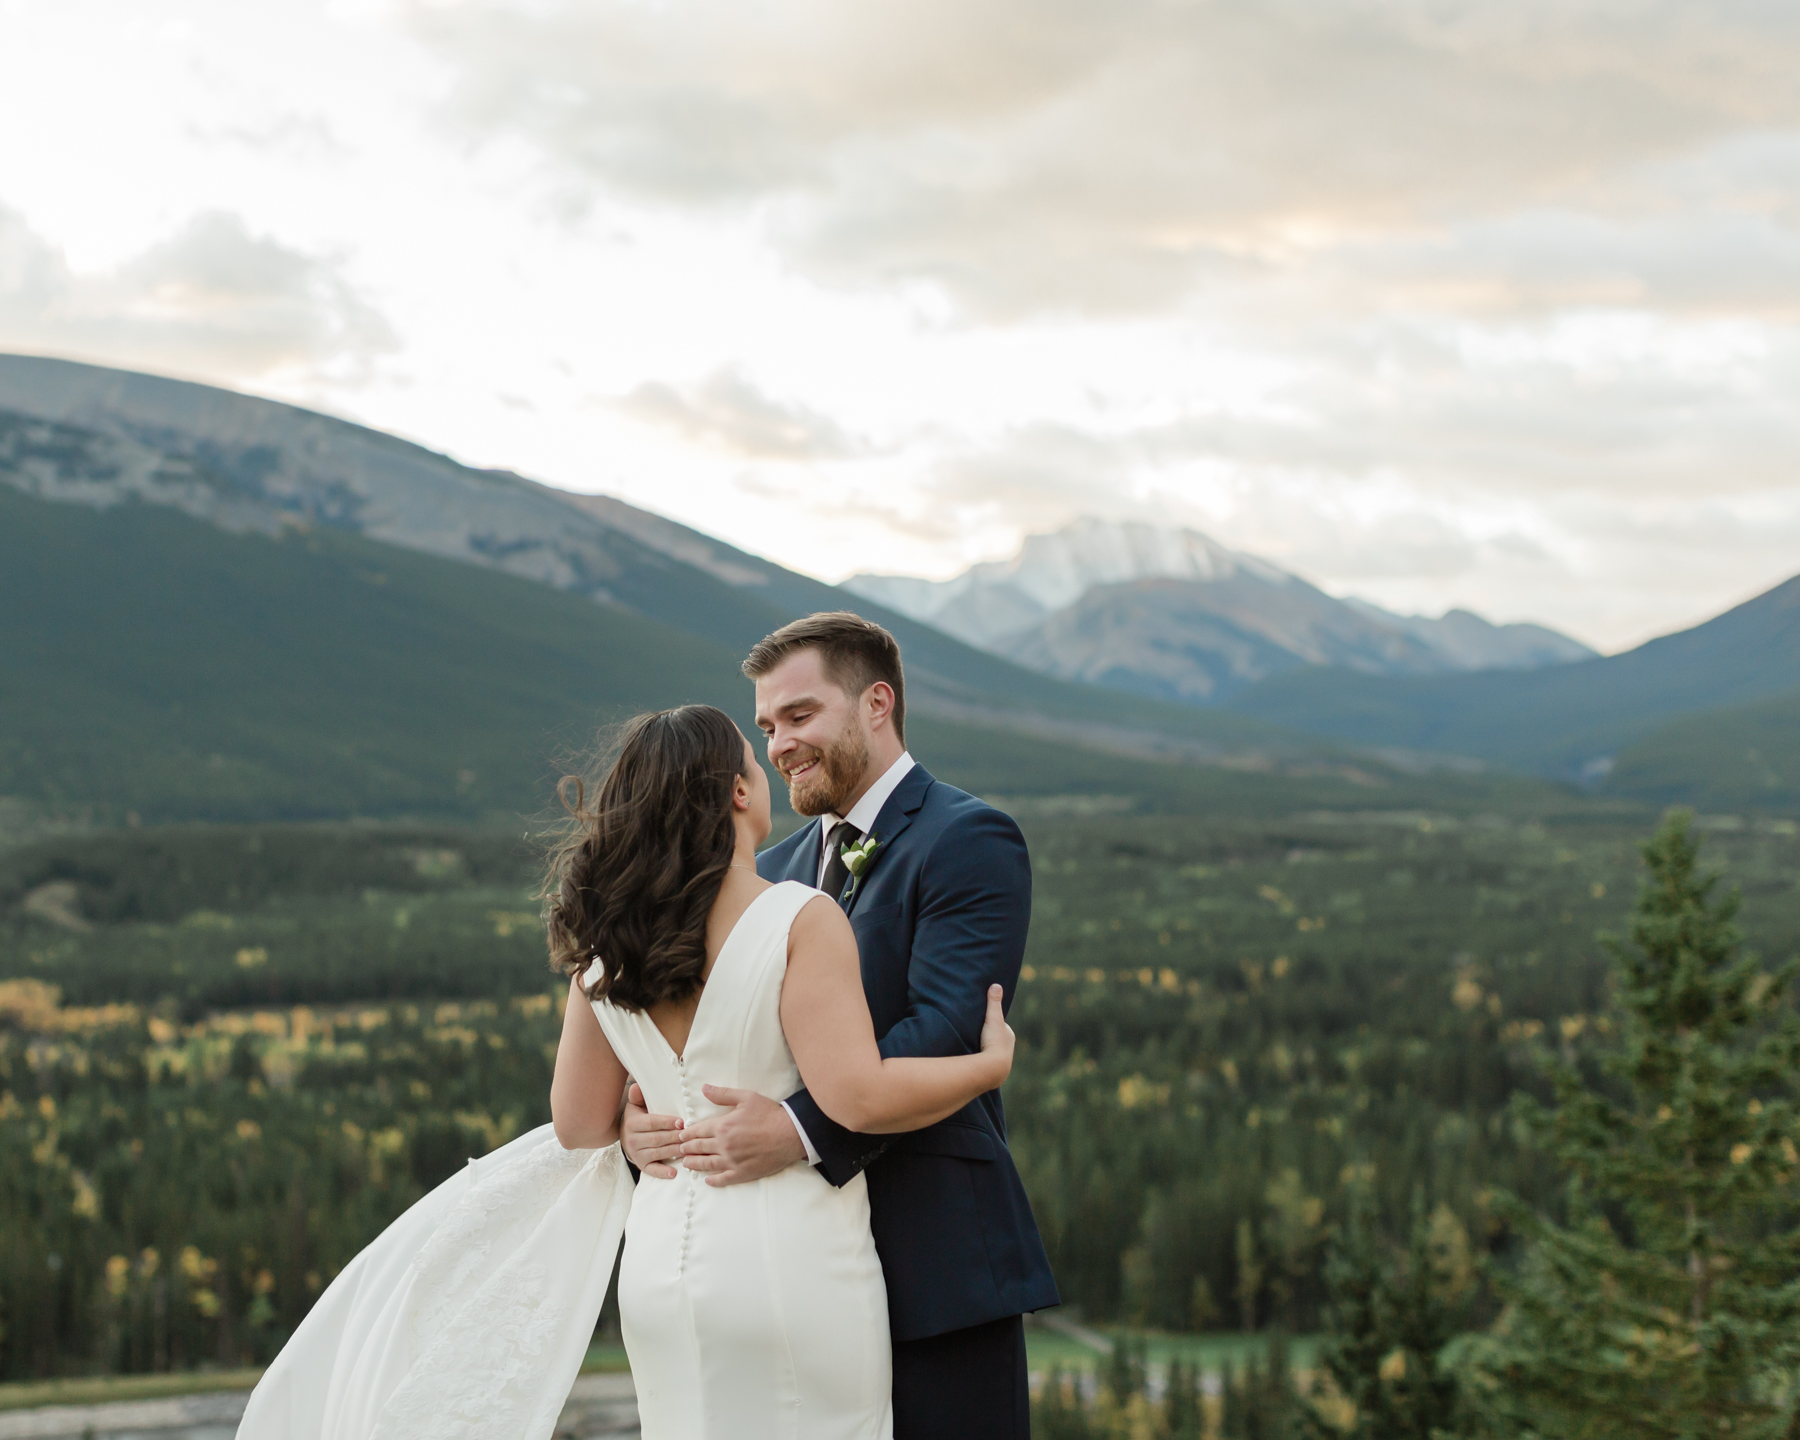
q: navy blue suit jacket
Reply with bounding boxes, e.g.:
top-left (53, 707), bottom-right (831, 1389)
top-left (759, 764), bottom-right (1060, 1342)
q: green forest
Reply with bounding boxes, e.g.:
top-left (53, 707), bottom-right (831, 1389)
top-left (4, 781), bottom-right (1798, 1432)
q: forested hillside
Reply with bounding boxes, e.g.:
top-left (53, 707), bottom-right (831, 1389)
top-left (0, 484), bottom-right (744, 822)
top-left (3, 485), bottom-right (1379, 827)
top-left (1603, 691), bottom-right (1800, 812)
top-left (1225, 574), bottom-right (1800, 800)
top-left (0, 357), bottom-right (1304, 772)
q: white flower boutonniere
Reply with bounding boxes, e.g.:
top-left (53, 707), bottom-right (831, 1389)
top-left (839, 834), bottom-right (882, 900)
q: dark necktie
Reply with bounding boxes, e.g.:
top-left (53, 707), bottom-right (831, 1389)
top-left (818, 820), bottom-right (862, 904)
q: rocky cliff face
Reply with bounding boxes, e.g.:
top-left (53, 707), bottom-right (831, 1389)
top-left (1000, 574), bottom-right (1445, 703)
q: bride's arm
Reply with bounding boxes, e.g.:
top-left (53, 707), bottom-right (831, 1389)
top-left (550, 975), bottom-right (630, 1149)
top-left (780, 895), bottom-right (1013, 1135)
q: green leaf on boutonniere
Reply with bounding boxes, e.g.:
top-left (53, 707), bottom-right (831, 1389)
top-left (840, 835), bottom-right (882, 899)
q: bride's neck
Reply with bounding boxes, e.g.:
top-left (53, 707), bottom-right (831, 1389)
top-left (728, 818), bottom-right (762, 874)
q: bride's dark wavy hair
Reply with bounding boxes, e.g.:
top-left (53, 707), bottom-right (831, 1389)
top-left (541, 705), bottom-right (751, 1012)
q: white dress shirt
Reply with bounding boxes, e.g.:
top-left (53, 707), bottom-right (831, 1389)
top-left (814, 751), bottom-right (915, 887)
top-left (783, 750), bottom-right (915, 1165)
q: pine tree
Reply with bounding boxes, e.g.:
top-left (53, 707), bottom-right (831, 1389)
top-left (1221, 1356), bottom-right (1248, 1440)
top-left (1035, 1362), bottom-right (1098, 1440)
top-left (1306, 1191), bottom-right (1386, 1438)
top-left (1161, 1356), bottom-right (1204, 1440)
top-left (1457, 811), bottom-right (1800, 1439)
top-left (1095, 1333), bottom-right (1151, 1440)
top-left (1106, 1332), bottom-right (1149, 1406)
top-left (1253, 1331), bottom-right (1300, 1440)
top-left (1307, 1190), bottom-right (1465, 1439)
top-left (1222, 1334), bottom-right (1301, 1440)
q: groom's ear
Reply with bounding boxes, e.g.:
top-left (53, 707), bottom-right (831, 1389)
top-left (863, 681), bottom-right (897, 730)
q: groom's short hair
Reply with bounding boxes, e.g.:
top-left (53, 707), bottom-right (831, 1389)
top-left (743, 612), bottom-right (906, 743)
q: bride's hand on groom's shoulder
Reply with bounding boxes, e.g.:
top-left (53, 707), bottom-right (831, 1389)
top-left (620, 1082), bottom-right (685, 1179)
top-left (979, 983), bottom-right (1015, 1085)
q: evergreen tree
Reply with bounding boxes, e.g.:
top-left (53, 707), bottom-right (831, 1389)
top-left (1035, 1363), bottom-right (1097, 1440)
top-left (1161, 1356), bottom-right (1204, 1440)
top-left (1306, 1191), bottom-right (1386, 1438)
top-left (1222, 1334), bottom-right (1301, 1440)
top-left (1457, 811), bottom-right (1800, 1439)
top-left (1095, 1333), bottom-right (1152, 1440)
top-left (1253, 1332), bottom-right (1300, 1440)
top-left (1106, 1331), bottom-right (1149, 1405)
top-left (1221, 1357), bottom-right (1248, 1440)
top-left (1306, 1190), bottom-right (1464, 1439)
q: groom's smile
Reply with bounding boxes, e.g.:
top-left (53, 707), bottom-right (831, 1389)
top-left (752, 646), bottom-right (892, 820)
top-left (776, 731), bottom-right (869, 817)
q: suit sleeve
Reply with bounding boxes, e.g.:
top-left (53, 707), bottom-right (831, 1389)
top-left (785, 806), bottom-right (1033, 1187)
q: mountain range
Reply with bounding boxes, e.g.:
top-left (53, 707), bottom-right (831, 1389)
top-left (845, 519), bottom-right (1594, 705)
top-left (1224, 574), bottom-right (1800, 793)
top-left (2, 353), bottom-right (1794, 818)
top-left (0, 355), bottom-right (1316, 764)
top-left (845, 517), bottom-right (1799, 812)
top-left (0, 455), bottom-right (1407, 828)
top-left (0, 354), bottom-right (1363, 825)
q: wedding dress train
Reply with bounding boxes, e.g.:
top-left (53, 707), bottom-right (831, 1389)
top-left (239, 880), bottom-right (891, 1440)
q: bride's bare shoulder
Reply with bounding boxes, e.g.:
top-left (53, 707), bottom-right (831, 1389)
top-left (787, 891), bottom-right (853, 952)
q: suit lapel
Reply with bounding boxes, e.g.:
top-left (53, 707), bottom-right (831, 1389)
top-left (761, 818), bottom-right (824, 885)
top-left (841, 765), bottom-right (932, 916)
top-left (794, 819), bottom-right (826, 884)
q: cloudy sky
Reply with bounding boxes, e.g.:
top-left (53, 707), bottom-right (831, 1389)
top-left (3, 0), bottom-right (1798, 651)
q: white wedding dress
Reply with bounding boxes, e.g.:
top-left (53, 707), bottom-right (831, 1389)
top-left (239, 880), bottom-right (892, 1440)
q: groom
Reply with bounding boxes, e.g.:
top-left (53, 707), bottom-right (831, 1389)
top-left (622, 611), bottom-right (1059, 1438)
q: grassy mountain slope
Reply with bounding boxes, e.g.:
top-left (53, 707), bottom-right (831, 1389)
top-left (0, 485), bottom-right (1450, 825)
top-left (0, 354), bottom-right (1301, 763)
top-left (1223, 575), bottom-right (1800, 782)
top-left (0, 484), bottom-right (759, 821)
top-left (2, 485), bottom-right (1595, 827)
top-left (1603, 691), bottom-right (1800, 812)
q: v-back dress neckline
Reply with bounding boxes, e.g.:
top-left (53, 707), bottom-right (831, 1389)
top-left (586, 878), bottom-right (892, 1438)
top-left (649, 882), bottom-right (788, 1062)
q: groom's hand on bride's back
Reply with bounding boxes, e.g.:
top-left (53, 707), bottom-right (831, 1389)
top-left (620, 1082), bottom-right (684, 1180)
top-left (678, 1086), bottom-right (806, 1187)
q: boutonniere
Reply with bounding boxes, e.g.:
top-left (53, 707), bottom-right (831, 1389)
top-left (840, 834), bottom-right (883, 900)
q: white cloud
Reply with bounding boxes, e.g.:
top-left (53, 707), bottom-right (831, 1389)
top-left (613, 367), bottom-right (860, 460)
top-left (0, 207), bottom-right (395, 382)
top-left (412, 0), bottom-right (1800, 318)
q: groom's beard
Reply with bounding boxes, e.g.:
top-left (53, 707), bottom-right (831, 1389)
top-left (783, 729), bottom-right (871, 818)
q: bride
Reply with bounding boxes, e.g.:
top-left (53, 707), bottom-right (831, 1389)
top-left (237, 704), bottom-right (1014, 1440)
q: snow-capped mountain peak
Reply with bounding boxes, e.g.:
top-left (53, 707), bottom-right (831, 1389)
top-left (842, 517), bottom-right (1595, 703)
top-left (966, 518), bottom-right (1292, 612)
top-left (845, 518), bottom-right (1291, 647)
